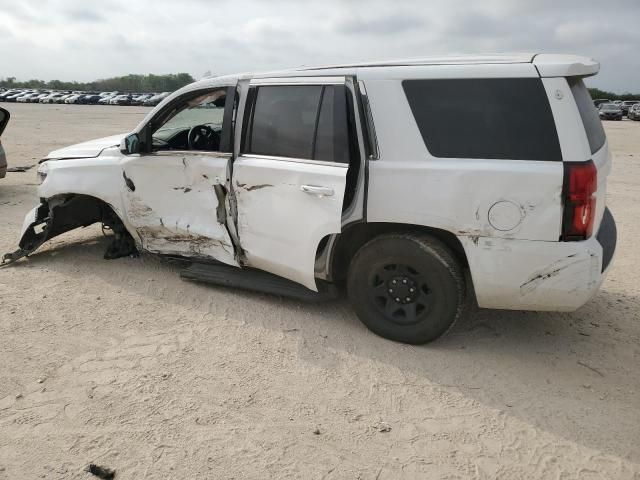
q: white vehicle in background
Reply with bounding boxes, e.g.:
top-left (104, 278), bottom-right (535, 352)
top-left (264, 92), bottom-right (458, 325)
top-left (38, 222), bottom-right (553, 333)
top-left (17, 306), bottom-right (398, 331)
top-left (16, 92), bottom-right (38, 103)
top-left (142, 92), bottom-right (170, 106)
top-left (55, 94), bottom-right (73, 104)
top-left (628, 103), bottom-right (640, 121)
top-left (31, 92), bottom-right (51, 103)
top-left (99, 93), bottom-right (118, 105)
top-left (40, 93), bottom-right (65, 104)
top-left (64, 94), bottom-right (82, 104)
top-left (109, 94), bottom-right (131, 105)
top-left (4, 53), bottom-right (617, 344)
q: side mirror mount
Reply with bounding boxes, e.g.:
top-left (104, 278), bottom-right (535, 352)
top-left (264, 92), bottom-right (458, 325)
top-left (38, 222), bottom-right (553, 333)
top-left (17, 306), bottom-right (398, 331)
top-left (122, 133), bottom-right (140, 155)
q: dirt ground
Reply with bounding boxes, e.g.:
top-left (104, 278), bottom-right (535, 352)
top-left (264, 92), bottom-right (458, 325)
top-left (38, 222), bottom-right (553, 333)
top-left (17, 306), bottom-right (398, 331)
top-left (0, 104), bottom-right (638, 479)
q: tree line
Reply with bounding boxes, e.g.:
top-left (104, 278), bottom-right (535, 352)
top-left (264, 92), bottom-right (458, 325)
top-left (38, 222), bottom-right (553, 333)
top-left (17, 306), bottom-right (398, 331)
top-left (0, 73), bottom-right (196, 92)
top-left (588, 88), bottom-right (640, 101)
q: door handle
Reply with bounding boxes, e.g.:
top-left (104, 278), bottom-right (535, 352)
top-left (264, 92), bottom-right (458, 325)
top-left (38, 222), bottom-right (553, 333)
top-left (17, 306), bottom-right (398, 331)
top-left (301, 185), bottom-right (334, 197)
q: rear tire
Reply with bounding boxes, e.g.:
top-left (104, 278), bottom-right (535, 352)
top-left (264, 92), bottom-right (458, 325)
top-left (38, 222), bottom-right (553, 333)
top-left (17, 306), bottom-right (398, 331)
top-left (347, 233), bottom-right (465, 344)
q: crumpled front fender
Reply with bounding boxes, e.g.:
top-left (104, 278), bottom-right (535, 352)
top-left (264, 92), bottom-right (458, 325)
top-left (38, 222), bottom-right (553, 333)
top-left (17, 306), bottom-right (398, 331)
top-left (2, 195), bottom-right (113, 265)
top-left (2, 203), bottom-right (52, 265)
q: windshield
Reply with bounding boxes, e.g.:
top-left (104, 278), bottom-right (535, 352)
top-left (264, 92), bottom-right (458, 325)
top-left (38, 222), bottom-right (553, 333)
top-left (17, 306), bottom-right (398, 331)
top-left (601, 104), bottom-right (619, 111)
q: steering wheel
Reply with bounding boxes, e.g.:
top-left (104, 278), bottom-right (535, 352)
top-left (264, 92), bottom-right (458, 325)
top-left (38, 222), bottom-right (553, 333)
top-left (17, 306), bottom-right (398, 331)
top-left (188, 125), bottom-right (220, 151)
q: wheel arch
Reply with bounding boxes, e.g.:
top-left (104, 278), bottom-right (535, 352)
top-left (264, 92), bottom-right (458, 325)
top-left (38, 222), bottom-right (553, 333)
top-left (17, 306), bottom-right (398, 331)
top-left (3, 193), bottom-right (136, 265)
top-left (41, 192), bottom-right (130, 235)
top-left (318, 222), bottom-right (469, 285)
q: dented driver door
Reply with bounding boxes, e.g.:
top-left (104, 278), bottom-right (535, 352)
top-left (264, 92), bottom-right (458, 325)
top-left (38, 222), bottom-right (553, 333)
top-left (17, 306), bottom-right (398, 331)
top-left (120, 86), bottom-right (238, 266)
top-left (120, 151), bottom-right (237, 265)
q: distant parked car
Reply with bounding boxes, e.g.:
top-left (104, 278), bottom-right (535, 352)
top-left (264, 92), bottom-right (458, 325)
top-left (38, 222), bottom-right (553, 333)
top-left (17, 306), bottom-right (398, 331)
top-left (0, 107), bottom-right (8, 179)
top-left (110, 94), bottom-right (132, 106)
top-left (55, 94), bottom-right (73, 104)
top-left (99, 93), bottom-right (118, 105)
top-left (143, 92), bottom-right (170, 106)
top-left (628, 104), bottom-right (640, 121)
top-left (0, 90), bottom-right (20, 101)
top-left (593, 99), bottom-right (610, 107)
top-left (31, 92), bottom-right (51, 103)
top-left (621, 100), bottom-right (639, 116)
top-left (131, 94), bottom-right (153, 106)
top-left (64, 94), bottom-right (82, 104)
top-left (599, 103), bottom-right (623, 120)
top-left (79, 94), bottom-right (102, 105)
top-left (4, 91), bottom-right (27, 102)
top-left (41, 93), bottom-right (65, 104)
top-left (17, 92), bottom-right (39, 103)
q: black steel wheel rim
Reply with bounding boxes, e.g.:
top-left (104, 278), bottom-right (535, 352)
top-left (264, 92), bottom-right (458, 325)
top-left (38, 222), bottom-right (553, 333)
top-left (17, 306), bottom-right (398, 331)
top-left (369, 263), bottom-right (433, 326)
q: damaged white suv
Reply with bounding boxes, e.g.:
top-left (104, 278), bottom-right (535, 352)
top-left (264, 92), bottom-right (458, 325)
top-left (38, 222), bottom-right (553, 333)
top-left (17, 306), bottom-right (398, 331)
top-left (4, 54), bottom-right (617, 344)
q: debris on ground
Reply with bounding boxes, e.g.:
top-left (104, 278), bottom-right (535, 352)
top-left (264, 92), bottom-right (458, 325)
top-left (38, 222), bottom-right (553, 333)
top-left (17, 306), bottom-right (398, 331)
top-left (86, 464), bottom-right (116, 479)
top-left (376, 422), bottom-right (392, 433)
top-left (6, 165), bottom-right (34, 172)
top-left (577, 360), bottom-right (605, 377)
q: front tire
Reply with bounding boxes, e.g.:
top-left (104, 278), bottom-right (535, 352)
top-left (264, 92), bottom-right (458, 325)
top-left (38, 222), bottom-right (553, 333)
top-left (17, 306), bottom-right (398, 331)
top-left (347, 233), bottom-right (465, 344)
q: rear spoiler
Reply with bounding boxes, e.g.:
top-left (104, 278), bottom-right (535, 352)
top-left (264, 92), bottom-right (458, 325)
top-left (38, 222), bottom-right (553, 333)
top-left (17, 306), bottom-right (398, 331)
top-left (533, 54), bottom-right (600, 78)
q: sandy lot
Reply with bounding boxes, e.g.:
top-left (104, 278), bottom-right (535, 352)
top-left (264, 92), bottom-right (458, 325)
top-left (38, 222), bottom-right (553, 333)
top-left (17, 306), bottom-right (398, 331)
top-left (0, 104), bottom-right (639, 479)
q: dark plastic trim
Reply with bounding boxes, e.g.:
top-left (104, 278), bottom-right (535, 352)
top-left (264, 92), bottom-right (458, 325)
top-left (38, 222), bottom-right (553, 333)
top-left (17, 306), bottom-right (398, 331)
top-left (597, 207), bottom-right (616, 272)
top-left (0, 107), bottom-right (10, 137)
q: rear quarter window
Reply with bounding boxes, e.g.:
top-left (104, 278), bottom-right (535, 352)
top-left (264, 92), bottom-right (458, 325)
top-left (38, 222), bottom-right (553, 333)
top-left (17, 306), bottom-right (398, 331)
top-left (568, 78), bottom-right (606, 154)
top-left (402, 78), bottom-right (563, 161)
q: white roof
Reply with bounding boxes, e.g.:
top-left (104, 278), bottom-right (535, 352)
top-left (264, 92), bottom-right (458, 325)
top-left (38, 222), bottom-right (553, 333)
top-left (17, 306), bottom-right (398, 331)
top-left (298, 53), bottom-right (537, 70)
top-left (179, 53), bottom-right (599, 101)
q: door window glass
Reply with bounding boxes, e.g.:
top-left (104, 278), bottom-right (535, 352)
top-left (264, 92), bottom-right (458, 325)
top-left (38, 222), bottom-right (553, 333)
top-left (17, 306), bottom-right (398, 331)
top-left (314, 86), bottom-right (350, 163)
top-left (152, 89), bottom-right (227, 151)
top-left (245, 84), bottom-right (351, 163)
top-left (247, 85), bottom-right (322, 159)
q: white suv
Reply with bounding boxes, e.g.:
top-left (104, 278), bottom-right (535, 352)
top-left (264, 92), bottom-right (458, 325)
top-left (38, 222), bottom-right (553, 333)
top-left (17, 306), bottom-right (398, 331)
top-left (4, 54), bottom-right (617, 344)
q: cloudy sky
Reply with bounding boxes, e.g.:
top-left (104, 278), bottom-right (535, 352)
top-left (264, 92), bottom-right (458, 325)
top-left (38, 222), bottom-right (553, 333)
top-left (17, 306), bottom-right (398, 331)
top-left (0, 0), bottom-right (638, 92)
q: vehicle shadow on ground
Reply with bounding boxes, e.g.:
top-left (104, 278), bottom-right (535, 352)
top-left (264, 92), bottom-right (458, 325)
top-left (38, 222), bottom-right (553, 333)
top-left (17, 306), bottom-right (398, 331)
top-left (10, 233), bottom-right (640, 463)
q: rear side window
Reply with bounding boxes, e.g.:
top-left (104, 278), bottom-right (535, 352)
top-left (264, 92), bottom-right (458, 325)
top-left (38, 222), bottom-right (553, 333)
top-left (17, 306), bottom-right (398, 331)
top-left (314, 86), bottom-right (350, 163)
top-left (403, 78), bottom-right (563, 161)
top-left (569, 78), bottom-right (606, 154)
top-left (244, 84), bottom-right (350, 163)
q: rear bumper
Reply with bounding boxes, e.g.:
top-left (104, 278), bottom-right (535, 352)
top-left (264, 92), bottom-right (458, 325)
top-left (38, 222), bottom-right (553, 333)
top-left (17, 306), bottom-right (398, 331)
top-left (462, 208), bottom-right (616, 311)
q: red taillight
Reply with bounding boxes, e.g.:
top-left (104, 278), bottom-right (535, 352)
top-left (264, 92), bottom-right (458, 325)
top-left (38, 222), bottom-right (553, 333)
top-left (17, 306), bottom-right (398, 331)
top-left (562, 160), bottom-right (597, 241)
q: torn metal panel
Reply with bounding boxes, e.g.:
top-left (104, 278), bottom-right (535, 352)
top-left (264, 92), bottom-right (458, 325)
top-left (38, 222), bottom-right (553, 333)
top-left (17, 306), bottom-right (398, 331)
top-left (120, 152), bottom-right (238, 267)
top-left (2, 196), bottom-right (136, 265)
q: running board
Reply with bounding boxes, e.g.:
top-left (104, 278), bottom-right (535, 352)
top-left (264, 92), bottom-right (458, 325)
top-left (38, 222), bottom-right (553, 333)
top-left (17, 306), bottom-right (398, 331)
top-left (180, 262), bottom-right (339, 302)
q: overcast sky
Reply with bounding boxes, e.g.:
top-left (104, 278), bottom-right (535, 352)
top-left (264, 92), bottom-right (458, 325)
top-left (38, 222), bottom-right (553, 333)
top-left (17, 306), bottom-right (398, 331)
top-left (1, 0), bottom-right (638, 92)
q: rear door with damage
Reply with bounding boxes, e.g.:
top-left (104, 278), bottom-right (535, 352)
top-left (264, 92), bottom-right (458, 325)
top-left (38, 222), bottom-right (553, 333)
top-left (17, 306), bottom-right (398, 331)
top-left (231, 76), bottom-right (366, 290)
top-left (120, 86), bottom-right (239, 266)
